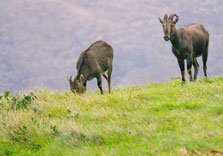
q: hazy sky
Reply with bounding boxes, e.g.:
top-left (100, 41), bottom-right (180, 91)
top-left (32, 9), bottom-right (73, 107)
top-left (0, 0), bottom-right (223, 92)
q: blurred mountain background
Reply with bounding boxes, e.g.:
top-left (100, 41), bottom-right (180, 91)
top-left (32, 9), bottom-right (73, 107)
top-left (0, 0), bottom-right (223, 91)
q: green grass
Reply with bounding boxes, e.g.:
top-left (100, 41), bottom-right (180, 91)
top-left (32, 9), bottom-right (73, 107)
top-left (0, 76), bottom-right (223, 156)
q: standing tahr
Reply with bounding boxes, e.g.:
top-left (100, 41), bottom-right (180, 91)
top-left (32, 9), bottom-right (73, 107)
top-left (159, 14), bottom-right (209, 83)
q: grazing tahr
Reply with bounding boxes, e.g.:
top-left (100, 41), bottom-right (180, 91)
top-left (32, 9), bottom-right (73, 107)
top-left (159, 14), bottom-right (209, 83)
top-left (68, 40), bottom-right (113, 94)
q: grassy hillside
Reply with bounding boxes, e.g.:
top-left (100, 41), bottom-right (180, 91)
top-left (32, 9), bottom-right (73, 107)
top-left (0, 76), bottom-right (223, 156)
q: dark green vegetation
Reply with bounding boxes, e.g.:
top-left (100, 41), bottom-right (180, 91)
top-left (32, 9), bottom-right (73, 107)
top-left (0, 77), bottom-right (223, 155)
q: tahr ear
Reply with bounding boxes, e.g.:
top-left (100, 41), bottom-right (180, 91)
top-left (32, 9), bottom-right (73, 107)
top-left (67, 75), bottom-right (73, 83)
top-left (173, 16), bottom-right (179, 24)
top-left (159, 18), bottom-right (163, 24)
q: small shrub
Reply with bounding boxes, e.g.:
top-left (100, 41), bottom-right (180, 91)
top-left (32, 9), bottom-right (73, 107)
top-left (11, 93), bottom-right (36, 109)
top-left (0, 91), bottom-right (37, 110)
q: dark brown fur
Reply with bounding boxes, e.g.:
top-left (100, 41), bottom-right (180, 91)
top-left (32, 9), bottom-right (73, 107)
top-left (159, 14), bottom-right (209, 83)
top-left (68, 40), bottom-right (113, 94)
